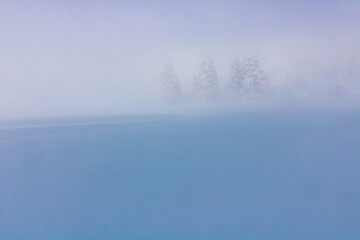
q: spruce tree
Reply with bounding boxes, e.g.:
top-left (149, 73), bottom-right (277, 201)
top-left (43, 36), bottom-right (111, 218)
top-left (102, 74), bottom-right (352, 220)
top-left (242, 56), bottom-right (266, 95)
top-left (194, 59), bottom-right (218, 100)
top-left (161, 64), bottom-right (181, 104)
top-left (229, 58), bottom-right (246, 96)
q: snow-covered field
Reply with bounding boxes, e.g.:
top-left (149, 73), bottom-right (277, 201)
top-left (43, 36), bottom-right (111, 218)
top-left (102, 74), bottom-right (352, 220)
top-left (1, 113), bottom-right (360, 240)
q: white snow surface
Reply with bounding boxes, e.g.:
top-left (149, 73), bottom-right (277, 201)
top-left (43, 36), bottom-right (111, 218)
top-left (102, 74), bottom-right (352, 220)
top-left (0, 113), bottom-right (359, 240)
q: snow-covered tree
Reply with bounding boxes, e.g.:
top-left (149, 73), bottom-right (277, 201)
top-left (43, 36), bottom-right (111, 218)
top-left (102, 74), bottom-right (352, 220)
top-left (161, 64), bottom-right (181, 104)
top-left (228, 58), bottom-right (246, 96)
top-left (241, 56), bottom-right (266, 95)
top-left (194, 59), bottom-right (218, 100)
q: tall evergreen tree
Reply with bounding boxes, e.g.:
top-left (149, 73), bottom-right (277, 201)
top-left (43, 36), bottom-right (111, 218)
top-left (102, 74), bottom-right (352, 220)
top-left (161, 64), bottom-right (181, 104)
top-left (242, 56), bottom-right (266, 95)
top-left (229, 58), bottom-right (246, 96)
top-left (194, 59), bottom-right (218, 100)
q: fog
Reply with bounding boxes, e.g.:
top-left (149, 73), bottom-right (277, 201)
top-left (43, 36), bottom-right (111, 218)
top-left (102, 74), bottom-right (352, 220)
top-left (1, 2), bottom-right (360, 239)
top-left (1, 0), bottom-right (360, 118)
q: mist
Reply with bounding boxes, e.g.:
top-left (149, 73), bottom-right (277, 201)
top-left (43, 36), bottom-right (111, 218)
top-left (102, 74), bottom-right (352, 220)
top-left (2, 2), bottom-right (360, 239)
top-left (1, 0), bottom-right (360, 118)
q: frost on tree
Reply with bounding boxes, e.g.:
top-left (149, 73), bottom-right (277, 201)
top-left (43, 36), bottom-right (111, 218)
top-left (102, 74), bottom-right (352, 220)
top-left (229, 58), bottom-right (246, 96)
top-left (241, 56), bottom-right (266, 95)
top-left (194, 59), bottom-right (218, 100)
top-left (161, 64), bottom-right (181, 104)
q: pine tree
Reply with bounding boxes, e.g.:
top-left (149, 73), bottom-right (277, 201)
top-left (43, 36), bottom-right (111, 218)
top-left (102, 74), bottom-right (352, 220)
top-left (161, 64), bottom-right (181, 104)
top-left (194, 59), bottom-right (218, 100)
top-left (242, 56), bottom-right (266, 95)
top-left (229, 58), bottom-right (246, 96)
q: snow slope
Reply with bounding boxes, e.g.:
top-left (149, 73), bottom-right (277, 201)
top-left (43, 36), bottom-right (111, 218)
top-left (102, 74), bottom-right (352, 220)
top-left (0, 113), bottom-right (359, 240)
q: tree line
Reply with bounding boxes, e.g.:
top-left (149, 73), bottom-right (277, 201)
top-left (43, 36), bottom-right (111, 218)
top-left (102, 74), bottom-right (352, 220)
top-left (161, 55), bottom-right (360, 104)
top-left (161, 56), bottom-right (266, 104)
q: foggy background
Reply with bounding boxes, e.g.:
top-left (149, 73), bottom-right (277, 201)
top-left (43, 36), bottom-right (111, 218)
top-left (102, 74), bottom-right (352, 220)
top-left (1, 0), bottom-right (360, 118)
top-left (1, 2), bottom-right (360, 239)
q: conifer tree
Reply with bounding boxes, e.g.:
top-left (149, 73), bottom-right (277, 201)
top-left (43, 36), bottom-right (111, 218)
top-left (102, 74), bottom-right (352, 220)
top-left (229, 58), bottom-right (246, 96)
top-left (161, 64), bottom-right (181, 104)
top-left (242, 56), bottom-right (266, 95)
top-left (194, 59), bottom-right (218, 100)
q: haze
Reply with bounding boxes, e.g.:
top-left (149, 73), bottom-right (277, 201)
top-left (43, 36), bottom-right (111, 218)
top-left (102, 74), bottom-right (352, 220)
top-left (1, 0), bottom-right (360, 118)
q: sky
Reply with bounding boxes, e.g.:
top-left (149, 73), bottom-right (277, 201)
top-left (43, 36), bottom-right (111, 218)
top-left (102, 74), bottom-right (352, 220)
top-left (0, 0), bottom-right (360, 118)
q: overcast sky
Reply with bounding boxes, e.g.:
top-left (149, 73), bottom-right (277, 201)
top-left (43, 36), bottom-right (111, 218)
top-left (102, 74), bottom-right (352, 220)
top-left (1, 0), bottom-right (360, 118)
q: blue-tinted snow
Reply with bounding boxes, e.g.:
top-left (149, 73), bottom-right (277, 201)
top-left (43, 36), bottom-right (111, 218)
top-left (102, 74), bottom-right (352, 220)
top-left (0, 113), bottom-right (360, 240)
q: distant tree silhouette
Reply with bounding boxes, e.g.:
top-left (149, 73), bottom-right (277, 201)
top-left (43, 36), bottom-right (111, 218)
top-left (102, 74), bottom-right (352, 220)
top-left (242, 56), bottom-right (266, 95)
top-left (194, 59), bottom-right (218, 100)
top-left (161, 64), bottom-right (181, 104)
top-left (229, 58), bottom-right (246, 96)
